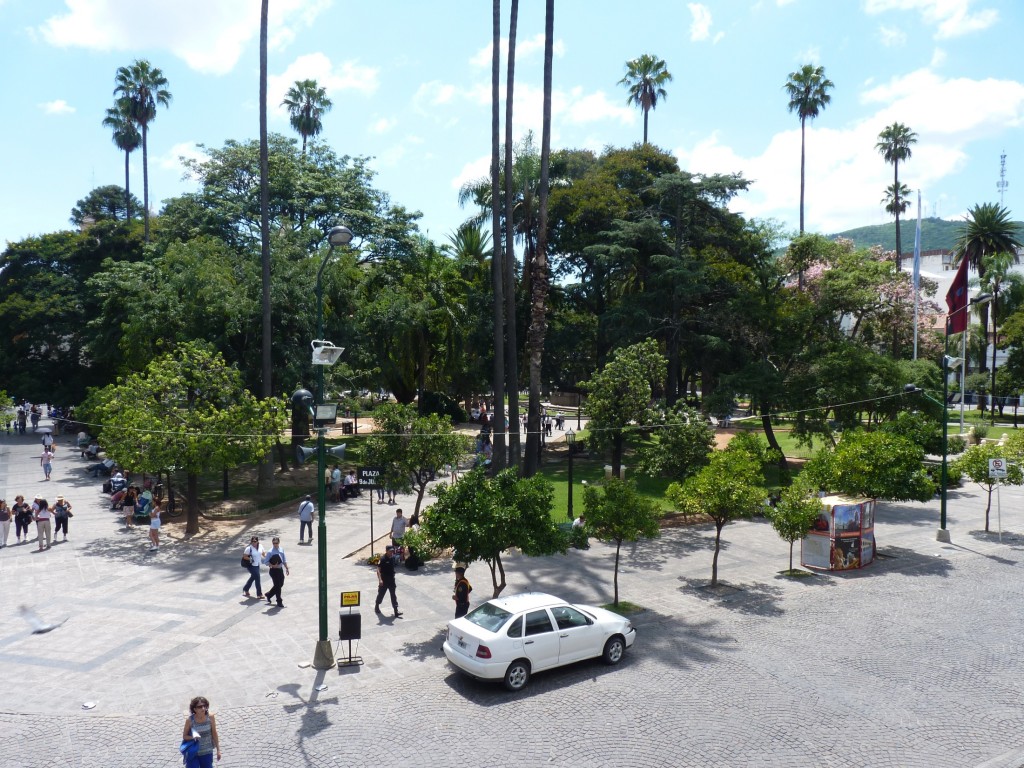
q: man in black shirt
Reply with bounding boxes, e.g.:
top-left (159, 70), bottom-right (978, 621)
top-left (374, 545), bottom-right (402, 617)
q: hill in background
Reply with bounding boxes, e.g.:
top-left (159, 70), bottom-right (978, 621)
top-left (832, 217), bottom-right (1024, 255)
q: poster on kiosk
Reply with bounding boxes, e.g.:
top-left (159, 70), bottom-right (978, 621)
top-left (801, 495), bottom-right (875, 571)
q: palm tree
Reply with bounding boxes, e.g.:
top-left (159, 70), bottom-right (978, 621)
top-left (784, 64), bottom-right (834, 235)
top-left (113, 59), bottom-right (171, 242)
top-left (882, 182), bottom-right (911, 229)
top-left (102, 101), bottom-right (141, 223)
top-left (876, 122), bottom-right (918, 269)
top-left (489, 0), bottom-right (507, 471)
top-left (503, 0), bottom-right (521, 469)
top-left (281, 79), bottom-right (333, 154)
top-left (953, 202), bottom-right (1023, 372)
top-left (981, 251), bottom-right (1017, 423)
top-left (618, 54), bottom-right (672, 145)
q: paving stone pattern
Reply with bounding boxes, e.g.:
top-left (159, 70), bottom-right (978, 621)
top-left (2, 422), bottom-right (1024, 767)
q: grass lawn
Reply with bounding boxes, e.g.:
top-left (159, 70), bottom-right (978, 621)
top-left (537, 455), bottom-right (676, 523)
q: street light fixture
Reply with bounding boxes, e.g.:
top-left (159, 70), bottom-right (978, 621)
top-left (311, 225), bottom-right (353, 670)
top-left (566, 429), bottom-right (575, 521)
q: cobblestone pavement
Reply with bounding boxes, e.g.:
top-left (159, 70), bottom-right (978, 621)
top-left (2, 423), bottom-right (1024, 767)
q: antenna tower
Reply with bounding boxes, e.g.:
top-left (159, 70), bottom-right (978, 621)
top-left (997, 151), bottom-right (1008, 205)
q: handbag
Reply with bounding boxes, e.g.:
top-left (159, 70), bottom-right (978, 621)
top-left (180, 737), bottom-right (199, 766)
top-left (241, 547), bottom-right (252, 569)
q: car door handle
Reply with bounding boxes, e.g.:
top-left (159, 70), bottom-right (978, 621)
top-left (525, 640), bottom-right (534, 645)
top-left (560, 633), bottom-right (569, 637)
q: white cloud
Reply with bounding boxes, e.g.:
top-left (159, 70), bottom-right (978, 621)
top-left (879, 25), bottom-right (907, 46)
top-left (688, 4), bottom-right (713, 42)
top-left (675, 69), bottom-right (1024, 234)
top-left (373, 135), bottom-right (424, 169)
top-left (38, 0), bottom-right (330, 75)
top-left (269, 53), bottom-right (379, 118)
top-left (863, 0), bottom-right (998, 40)
top-left (370, 117), bottom-right (398, 135)
top-left (160, 141), bottom-right (209, 175)
top-left (561, 87), bottom-right (635, 125)
top-left (930, 48), bottom-right (946, 67)
top-left (40, 99), bottom-right (74, 115)
top-left (413, 81), bottom-right (459, 112)
top-left (796, 46), bottom-right (821, 64)
top-left (450, 154), bottom-right (491, 191)
top-left (469, 34), bottom-right (566, 69)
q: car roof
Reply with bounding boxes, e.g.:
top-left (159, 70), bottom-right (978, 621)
top-left (484, 592), bottom-right (566, 612)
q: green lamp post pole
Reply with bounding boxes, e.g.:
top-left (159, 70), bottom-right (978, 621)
top-left (312, 225), bottom-right (353, 670)
top-left (566, 429), bottom-right (575, 521)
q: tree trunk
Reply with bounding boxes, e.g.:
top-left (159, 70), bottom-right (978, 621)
top-left (141, 123), bottom-right (150, 242)
top-left (257, 0), bottom-right (275, 491)
top-left (991, 291), bottom-right (999, 426)
top-left (711, 521), bottom-right (723, 586)
top-left (276, 439), bottom-right (290, 473)
top-left (893, 162), bottom-right (902, 271)
top-left (761, 409), bottom-right (788, 473)
top-left (798, 117), bottom-right (806, 235)
top-left (503, 0), bottom-right (521, 472)
top-left (489, 554), bottom-right (507, 598)
top-left (186, 472), bottom-right (200, 536)
top-left (613, 539), bottom-right (622, 605)
top-left (123, 149), bottom-right (132, 221)
top-left (985, 486), bottom-right (992, 532)
top-left (489, 0), bottom-right (507, 472)
top-left (611, 433), bottom-right (624, 479)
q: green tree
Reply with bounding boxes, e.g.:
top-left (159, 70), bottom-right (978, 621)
top-left (952, 441), bottom-right (1024, 532)
top-left (784, 64), bottom-right (834, 234)
top-left (765, 480), bottom-right (822, 573)
top-left (876, 122), bottom-right (918, 268)
top-left (635, 402), bottom-right (714, 482)
top-left (584, 338), bottom-right (667, 477)
top-left (981, 250), bottom-right (1018, 422)
top-left (113, 59), bottom-right (171, 242)
top-left (582, 478), bottom-right (661, 605)
top-left (952, 203), bottom-right (1023, 371)
top-left (802, 430), bottom-right (934, 502)
top-left (102, 100), bottom-right (141, 222)
top-left (363, 403), bottom-right (469, 517)
top-left (80, 342), bottom-right (286, 535)
top-left (281, 79), bottom-right (333, 154)
top-left (668, 443), bottom-right (766, 586)
top-left (422, 468), bottom-right (564, 597)
top-left (70, 185), bottom-right (142, 226)
top-left (618, 54), bottom-right (673, 144)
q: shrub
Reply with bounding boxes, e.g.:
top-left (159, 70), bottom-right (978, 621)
top-left (418, 391), bottom-right (467, 423)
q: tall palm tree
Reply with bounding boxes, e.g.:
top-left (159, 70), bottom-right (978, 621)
top-left (526, 0), bottom-right (554, 476)
top-left (953, 202), bottom-right (1023, 372)
top-left (882, 182), bottom-right (911, 228)
top-left (489, 0), bottom-right (507, 471)
top-left (784, 64), bottom-right (834, 235)
top-left (503, 0), bottom-right (521, 470)
top-left (618, 54), bottom-right (672, 145)
top-left (281, 79), bottom-right (333, 154)
top-left (113, 60), bottom-right (171, 243)
top-left (102, 101), bottom-right (141, 223)
top-left (876, 122), bottom-right (918, 269)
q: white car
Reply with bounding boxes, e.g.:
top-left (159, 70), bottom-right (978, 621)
top-left (442, 592), bottom-right (636, 691)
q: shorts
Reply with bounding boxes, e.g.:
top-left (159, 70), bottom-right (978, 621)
top-left (150, 520), bottom-right (161, 530)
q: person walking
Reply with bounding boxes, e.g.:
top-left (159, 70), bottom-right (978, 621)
top-left (263, 537), bottom-right (290, 607)
top-left (40, 447), bottom-right (54, 481)
top-left (390, 508), bottom-right (408, 551)
top-left (181, 695), bottom-right (221, 767)
top-left (148, 500), bottom-right (162, 551)
top-left (0, 499), bottom-right (10, 547)
top-left (241, 535), bottom-right (265, 599)
top-left (33, 496), bottom-right (52, 551)
top-left (13, 495), bottom-right (32, 544)
top-left (453, 565), bottom-right (472, 618)
top-left (374, 545), bottom-right (402, 617)
top-left (122, 486), bottom-right (138, 529)
top-left (297, 495), bottom-right (314, 544)
top-left (52, 495), bottom-right (72, 542)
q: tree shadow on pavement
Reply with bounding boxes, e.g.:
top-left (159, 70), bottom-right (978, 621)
top-left (852, 545), bottom-right (958, 577)
top-left (400, 626), bottom-right (448, 663)
top-left (677, 577), bottom-right (787, 617)
top-left (274, 678), bottom-right (339, 764)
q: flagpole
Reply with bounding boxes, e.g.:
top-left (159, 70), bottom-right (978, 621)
top-left (912, 190), bottom-right (921, 360)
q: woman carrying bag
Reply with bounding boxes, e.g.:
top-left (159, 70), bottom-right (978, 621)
top-left (241, 536), bottom-right (265, 599)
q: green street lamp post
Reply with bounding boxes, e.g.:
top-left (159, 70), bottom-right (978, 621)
top-left (310, 225), bottom-right (353, 670)
top-left (566, 429), bottom-right (575, 521)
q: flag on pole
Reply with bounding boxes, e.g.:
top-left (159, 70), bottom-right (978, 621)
top-left (946, 253), bottom-right (971, 333)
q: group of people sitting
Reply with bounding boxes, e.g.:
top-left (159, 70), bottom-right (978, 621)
top-left (327, 465), bottom-right (360, 502)
top-left (107, 471), bottom-right (156, 528)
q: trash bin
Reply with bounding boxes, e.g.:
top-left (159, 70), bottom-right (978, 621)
top-left (342, 421), bottom-right (354, 435)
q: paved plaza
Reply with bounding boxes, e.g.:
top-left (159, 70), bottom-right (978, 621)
top-left (2, 422), bottom-right (1024, 767)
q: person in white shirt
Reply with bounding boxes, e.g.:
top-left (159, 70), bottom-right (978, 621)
top-left (390, 509), bottom-right (408, 557)
top-left (297, 495), bottom-right (314, 543)
top-left (262, 538), bottom-right (290, 607)
top-left (241, 536), bottom-right (266, 598)
top-left (33, 496), bottom-right (52, 551)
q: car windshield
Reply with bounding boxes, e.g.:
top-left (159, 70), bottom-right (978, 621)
top-left (464, 602), bottom-right (513, 633)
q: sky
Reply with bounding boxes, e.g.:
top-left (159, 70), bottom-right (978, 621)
top-left (1, 0), bottom-right (1022, 251)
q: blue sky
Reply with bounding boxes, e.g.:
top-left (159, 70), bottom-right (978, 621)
top-left (1, 0), bottom-right (1021, 250)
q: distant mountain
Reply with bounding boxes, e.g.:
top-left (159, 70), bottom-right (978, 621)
top-left (831, 217), bottom-right (964, 254)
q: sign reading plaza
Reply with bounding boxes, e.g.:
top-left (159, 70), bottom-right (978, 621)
top-left (358, 466), bottom-right (384, 487)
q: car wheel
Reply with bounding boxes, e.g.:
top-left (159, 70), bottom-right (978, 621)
top-left (602, 635), bottom-right (626, 665)
top-left (503, 659), bottom-right (531, 691)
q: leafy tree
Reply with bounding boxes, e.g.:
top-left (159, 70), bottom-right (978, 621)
top-left (113, 59), bottom-right (171, 242)
top-left (422, 468), bottom-right (564, 597)
top-left (585, 338), bottom-right (667, 477)
top-left (70, 185), bottom-right (141, 226)
top-left (668, 442), bottom-right (766, 586)
top-left (582, 478), bottom-right (661, 605)
top-left (80, 342), bottom-right (286, 535)
top-left (281, 79), bottom-right (333, 154)
top-left (981, 250), bottom-right (1018, 422)
top-left (876, 122), bottom-right (918, 267)
top-left (952, 442), bottom-right (1024, 532)
top-left (618, 54), bottom-right (673, 144)
top-left (801, 430), bottom-right (934, 502)
top-left (363, 403), bottom-right (469, 517)
top-left (635, 403), bottom-right (714, 482)
top-left (952, 203), bottom-right (1023, 371)
top-left (765, 480), bottom-right (822, 572)
top-left (102, 100), bottom-right (141, 221)
top-left (784, 64), bottom-right (834, 234)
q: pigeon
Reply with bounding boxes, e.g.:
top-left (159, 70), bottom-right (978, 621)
top-left (19, 605), bottom-right (67, 634)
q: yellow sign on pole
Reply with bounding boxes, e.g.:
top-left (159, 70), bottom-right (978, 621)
top-left (340, 591), bottom-right (361, 607)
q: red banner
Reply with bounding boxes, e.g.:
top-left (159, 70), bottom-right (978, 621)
top-left (945, 256), bottom-right (970, 333)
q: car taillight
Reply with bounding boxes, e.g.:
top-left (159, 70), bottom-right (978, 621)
top-left (475, 645), bottom-right (492, 659)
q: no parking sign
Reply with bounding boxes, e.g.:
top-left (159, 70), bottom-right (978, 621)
top-left (989, 458), bottom-right (1008, 479)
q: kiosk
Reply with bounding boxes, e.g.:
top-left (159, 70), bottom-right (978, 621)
top-left (801, 495), bottom-right (875, 571)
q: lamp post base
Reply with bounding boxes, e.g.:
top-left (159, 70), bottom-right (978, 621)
top-left (936, 528), bottom-right (951, 543)
top-left (312, 640), bottom-right (336, 670)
